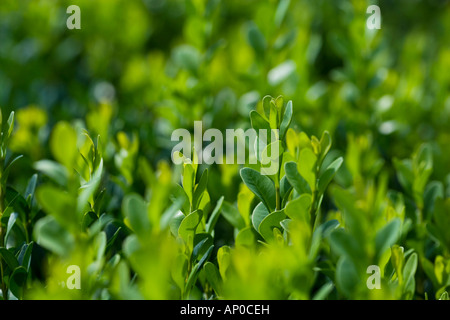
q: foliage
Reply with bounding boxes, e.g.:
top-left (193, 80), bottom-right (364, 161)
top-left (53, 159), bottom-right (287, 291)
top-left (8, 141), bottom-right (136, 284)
top-left (0, 0), bottom-right (449, 300)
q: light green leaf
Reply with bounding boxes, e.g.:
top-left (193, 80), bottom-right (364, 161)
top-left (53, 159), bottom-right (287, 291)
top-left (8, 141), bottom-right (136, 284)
top-left (50, 121), bottom-right (78, 169)
top-left (122, 193), bottom-right (150, 237)
top-left (285, 193), bottom-right (312, 223)
top-left (258, 210), bottom-right (286, 243)
top-left (298, 148), bottom-right (317, 192)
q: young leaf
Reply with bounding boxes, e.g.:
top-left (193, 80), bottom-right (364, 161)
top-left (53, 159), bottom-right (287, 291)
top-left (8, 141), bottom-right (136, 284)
top-left (192, 168), bottom-right (208, 209)
top-left (279, 100), bottom-right (293, 139)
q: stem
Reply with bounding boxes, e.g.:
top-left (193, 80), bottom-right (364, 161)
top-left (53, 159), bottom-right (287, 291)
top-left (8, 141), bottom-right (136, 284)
top-left (275, 186), bottom-right (280, 211)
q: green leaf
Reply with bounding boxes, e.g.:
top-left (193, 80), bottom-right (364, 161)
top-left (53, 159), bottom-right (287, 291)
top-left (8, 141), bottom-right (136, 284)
top-left (393, 159), bottom-right (413, 195)
top-left (310, 219), bottom-right (339, 260)
top-left (247, 22), bottom-right (266, 56)
top-left (81, 211), bottom-right (98, 231)
top-left (17, 242), bottom-right (33, 272)
top-left (160, 197), bottom-right (185, 230)
top-left (240, 167), bottom-right (276, 211)
top-left (312, 282), bottom-right (334, 300)
top-left (250, 111), bottom-right (272, 149)
top-left (268, 98), bottom-right (279, 130)
top-left (33, 216), bottom-right (75, 256)
top-left (284, 161), bottom-right (311, 195)
top-left (122, 193), bottom-right (150, 237)
top-left (423, 181), bottom-right (443, 220)
top-left (25, 174), bottom-right (38, 205)
top-left (173, 184), bottom-right (190, 215)
top-left (33, 160), bottom-right (68, 186)
top-left (335, 256), bottom-right (360, 298)
top-left (279, 100), bottom-right (293, 139)
top-left (192, 168), bottom-right (208, 209)
top-left (268, 60), bottom-right (296, 86)
top-left (318, 157), bottom-right (343, 196)
top-left (185, 245), bottom-right (214, 297)
top-left (260, 140), bottom-right (284, 176)
top-left (36, 185), bottom-right (77, 231)
top-left (221, 201), bottom-right (246, 230)
top-left (251, 202), bottom-right (270, 232)
top-left (50, 121), bottom-right (78, 169)
top-left (9, 266), bottom-right (27, 299)
top-left (193, 233), bottom-right (213, 261)
top-left (403, 253), bottom-right (418, 297)
top-left (391, 245), bottom-right (404, 284)
top-left (206, 196), bottom-right (224, 234)
top-left (172, 254), bottom-right (188, 292)
top-left (274, 0), bottom-right (290, 27)
top-left (172, 44), bottom-right (201, 74)
top-left (375, 218), bottom-right (401, 261)
top-left (330, 228), bottom-right (364, 269)
top-left (235, 226), bottom-right (257, 248)
top-left (319, 131), bottom-right (332, 165)
top-left (258, 210), bottom-right (286, 243)
top-left (298, 148), bottom-right (317, 192)
top-left (217, 246), bottom-right (231, 281)
top-left (330, 187), bottom-right (366, 243)
top-left (5, 211), bottom-right (18, 244)
top-left (439, 291), bottom-right (449, 300)
top-left (122, 234), bottom-right (140, 257)
top-left (0, 247), bottom-right (19, 270)
top-left (178, 210), bottom-right (203, 250)
top-left (7, 111), bottom-right (14, 139)
top-left (285, 193), bottom-right (311, 223)
top-left (204, 262), bottom-right (223, 297)
top-left (182, 163), bottom-right (195, 206)
top-left (262, 95), bottom-right (272, 119)
top-left (1, 155), bottom-right (23, 185)
top-left (169, 211), bottom-right (185, 237)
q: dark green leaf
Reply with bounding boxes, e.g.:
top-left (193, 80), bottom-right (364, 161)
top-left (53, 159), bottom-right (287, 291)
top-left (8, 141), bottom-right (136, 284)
top-left (240, 167), bottom-right (276, 211)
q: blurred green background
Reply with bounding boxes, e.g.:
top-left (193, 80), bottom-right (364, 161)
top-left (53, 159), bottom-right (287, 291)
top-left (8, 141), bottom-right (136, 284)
top-left (1, 0), bottom-right (450, 301)
top-left (1, 0), bottom-right (449, 196)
